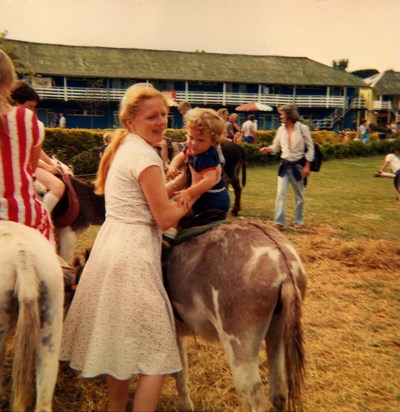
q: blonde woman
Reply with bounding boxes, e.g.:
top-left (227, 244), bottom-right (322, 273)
top-left (60, 83), bottom-right (216, 411)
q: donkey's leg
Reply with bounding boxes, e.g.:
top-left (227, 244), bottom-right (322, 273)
top-left (231, 175), bottom-right (242, 215)
top-left (174, 332), bottom-right (194, 412)
top-left (218, 325), bottom-right (271, 412)
top-left (265, 311), bottom-right (286, 411)
top-left (35, 276), bottom-right (63, 412)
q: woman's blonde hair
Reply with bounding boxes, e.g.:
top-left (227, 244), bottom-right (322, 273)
top-left (186, 108), bottom-right (225, 144)
top-left (0, 49), bottom-right (17, 135)
top-left (95, 83), bottom-right (169, 195)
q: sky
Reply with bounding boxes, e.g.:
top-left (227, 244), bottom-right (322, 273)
top-left (1, 0), bottom-right (399, 73)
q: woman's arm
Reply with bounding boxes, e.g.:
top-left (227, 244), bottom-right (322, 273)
top-left (31, 144), bottom-right (43, 172)
top-left (165, 171), bottom-right (187, 198)
top-left (140, 165), bottom-right (195, 230)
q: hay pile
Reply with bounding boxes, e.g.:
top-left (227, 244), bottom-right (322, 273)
top-left (1, 233), bottom-right (399, 411)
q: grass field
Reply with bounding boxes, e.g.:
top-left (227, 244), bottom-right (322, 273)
top-left (74, 155), bottom-right (399, 254)
top-left (238, 155), bottom-right (399, 242)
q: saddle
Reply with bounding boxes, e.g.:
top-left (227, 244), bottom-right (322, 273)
top-left (175, 209), bottom-right (227, 244)
top-left (52, 171), bottom-right (80, 228)
top-left (162, 209), bottom-right (227, 270)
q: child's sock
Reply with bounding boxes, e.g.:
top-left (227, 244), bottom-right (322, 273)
top-left (43, 192), bottom-right (59, 213)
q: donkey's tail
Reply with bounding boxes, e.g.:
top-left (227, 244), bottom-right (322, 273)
top-left (12, 248), bottom-right (40, 412)
top-left (281, 276), bottom-right (305, 412)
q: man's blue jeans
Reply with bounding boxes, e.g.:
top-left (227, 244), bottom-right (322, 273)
top-left (274, 164), bottom-right (305, 226)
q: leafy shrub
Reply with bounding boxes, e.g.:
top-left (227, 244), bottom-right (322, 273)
top-left (42, 128), bottom-right (400, 170)
top-left (312, 131), bottom-right (340, 145)
top-left (70, 148), bottom-right (100, 175)
top-left (241, 143), bottom-right (279, 166)
top-left (165, 128), bottom-right (186, 141)
top-left (255, 131), bottom-right (276, 145)
top-left (44, 128), bottom-right (104, 165)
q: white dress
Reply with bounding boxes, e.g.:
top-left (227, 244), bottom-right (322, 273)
top-left (60, 133), bottom-right (182, 379)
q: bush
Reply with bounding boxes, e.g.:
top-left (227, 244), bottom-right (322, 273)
top-left (255, 130), bottom-right (276, 145)
top-left (42, 128), bottom-right (400, 171)
top-left (70, 147), bottom-right (100, 175)
top-left (44, 128), bottom-right (104, 165)
top-left (241, 143), bottom-right (279, 166)
top-left (312, 130), bottom-right (340, 145)
top-left (165, 128), bottom-right (186, 141)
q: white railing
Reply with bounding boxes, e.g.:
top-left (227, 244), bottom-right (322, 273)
top-left (351, 97), bottom-right (367, 109)
top-left (372, 101), bottom-right (392, 110)
top-left (312, 119), bottom-right (333, 129)
top-left (36, 86), bottom-right (348, 108)
top-left (312, 98), bottom-right (366, 129)
top-left (36, 86), bottom-right (126, 101)
top-left (175, 91), bottom-right (346, 108)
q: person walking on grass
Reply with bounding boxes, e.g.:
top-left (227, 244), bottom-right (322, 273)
top-left (259, 104), bottom-right (314, 230)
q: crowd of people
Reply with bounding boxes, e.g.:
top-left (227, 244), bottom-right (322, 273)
top-left (1, 45), bottom-right (399, 412)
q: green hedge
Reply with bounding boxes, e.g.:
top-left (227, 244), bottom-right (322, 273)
top-left (42, 128), bottom-right (400, 175)
top-left (43, 128), bottom-right (105, 175)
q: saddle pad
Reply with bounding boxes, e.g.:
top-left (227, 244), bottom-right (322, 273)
top-left (174, 220), bottom-right (227, 244)
top-left (53, 173), bottom-right (80, 228)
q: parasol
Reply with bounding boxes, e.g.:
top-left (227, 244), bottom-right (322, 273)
top-left (235, 102), bottom-right (273, 112)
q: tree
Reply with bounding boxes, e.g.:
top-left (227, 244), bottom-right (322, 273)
top-left (332, 59), bottom-right (349, 71)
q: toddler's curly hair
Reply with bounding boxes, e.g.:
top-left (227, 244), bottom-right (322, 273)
top-left (185, 108), bottom-right (225, 143)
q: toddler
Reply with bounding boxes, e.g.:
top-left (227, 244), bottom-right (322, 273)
top-left (164, 108), bottom-right (230, 246)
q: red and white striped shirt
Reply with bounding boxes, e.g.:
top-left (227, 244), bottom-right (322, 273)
top-left (0, 107), bottom-right (53, 241)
